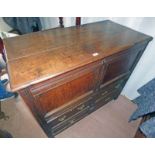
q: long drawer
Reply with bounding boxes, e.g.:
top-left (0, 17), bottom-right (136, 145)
top-left (45, 96), bottom-right (93, 127)
top-left (51, 105), bottom-right (91, 136)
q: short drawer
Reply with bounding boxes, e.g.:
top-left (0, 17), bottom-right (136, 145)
top-left (96, 89), bottom-right (118, 104)
top-left (45, 96), bottom-right (93, 127)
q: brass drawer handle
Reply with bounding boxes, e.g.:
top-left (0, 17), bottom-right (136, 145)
top-left (77, 104), bottom-right (85, 111)
top-left (105, 97), bottom-right (111, 102)
top-left (69, 109), bottom-right (73, 112)
top-left (101, 90), bottom-right (108, 96)
top-left (115, 84), bottom-right (121, 89)
top-left (70, 120), bottom-right (75, 124)
top-left (58, 115), bottom-right (66, 122)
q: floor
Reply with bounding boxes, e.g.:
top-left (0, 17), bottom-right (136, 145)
top-left (0, 95), bottom-right (141, 138)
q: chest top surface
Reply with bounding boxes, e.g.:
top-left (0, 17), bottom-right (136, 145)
top-left (3, 20), bottom-right (152, 91)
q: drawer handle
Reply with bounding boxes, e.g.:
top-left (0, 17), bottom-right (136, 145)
top-left (105, 97), bottom-right (111, 102)
top-left (101, 91), bottom-right (108, 96)
top-left (115, 84), bottom-right (121, 89)
top-left (77, 104), bottom-right (85, 111)
top-left (58, 115), bottom-right (66, 122)
top-left (70, 120), bottom-right (75, 124)
top-left (69, 109), bottom-right (73, 112)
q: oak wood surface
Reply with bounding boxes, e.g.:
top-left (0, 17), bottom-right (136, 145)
top-left (3, 20), bottom-right (152, 91)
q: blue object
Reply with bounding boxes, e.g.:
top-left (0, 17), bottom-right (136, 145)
top-left (129, 78), bottom-right (155, 137)
top-left (0, 80), bottom-right (16, 101)
top-left (137, 78), bottom-right (155, 96)
top-left (130, 78), bottom-right (155, 121)
top-left (140, 117), bottom-right (155, 138)
top-left (130, 91), bottom-right (155, 121)
top-left (1, 79), bottom-right (8, 86)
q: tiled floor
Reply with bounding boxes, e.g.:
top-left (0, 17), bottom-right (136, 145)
top-left (0, 95), bottom-right (141, 138)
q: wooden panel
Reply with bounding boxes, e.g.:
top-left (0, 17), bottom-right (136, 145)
top-left (102, 46), bottom-right (143, 83)
top-left (35, 71), bottom-right (96, 114)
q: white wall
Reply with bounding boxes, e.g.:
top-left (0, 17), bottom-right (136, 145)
top-left (40, 17), bottom-right (59, 30)
top-left (0, 17), bottom-right (12, 32)
top-left (40, 17), bottom-right (108, 29)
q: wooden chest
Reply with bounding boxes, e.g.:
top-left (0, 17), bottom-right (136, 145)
top-left (3, 20), bottom-right (152, 137)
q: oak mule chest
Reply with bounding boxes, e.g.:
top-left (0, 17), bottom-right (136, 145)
top-left (3, 20), bottom-right (152, 137)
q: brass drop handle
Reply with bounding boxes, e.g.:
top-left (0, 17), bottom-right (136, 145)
top-left (101, 91), bottom-right (108, 96)
top-left (115, 83), bottom-right (121, 89)
top-left (77, 104), bottom-right (85, 111)
top-left (105, 97), bottom-right (111, 102)
top-left (58, 115), bottom-right (66, 122)
top-left (70, 120), bottom-right (75, 124)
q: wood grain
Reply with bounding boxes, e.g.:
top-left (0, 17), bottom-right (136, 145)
top-left (3, 20), bottom-right (152, 91)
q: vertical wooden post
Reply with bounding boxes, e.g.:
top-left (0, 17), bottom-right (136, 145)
top-left (76, 17), bottom-right (81, 27)
top-left (59, 17), bottom-right (64, 28)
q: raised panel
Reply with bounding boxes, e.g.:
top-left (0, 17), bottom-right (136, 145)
top-left (102, 47), bottom-right (142, 83)
top-left (35, 71), bottom-right (96, 114)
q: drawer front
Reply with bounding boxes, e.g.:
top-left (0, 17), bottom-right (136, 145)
top-left (46, 96), bottom-right (93, 127)
top-left (94, 89), bottom-right (119, 108)
top-left (51, 103), bottom-right (91, 136)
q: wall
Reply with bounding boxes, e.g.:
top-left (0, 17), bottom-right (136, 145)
top-left (0, 17), bottom-right (12, 32)
top-left (40, 17), bottom-right (108, 29)
top-left (40, 17), bottom-right (59, 30)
